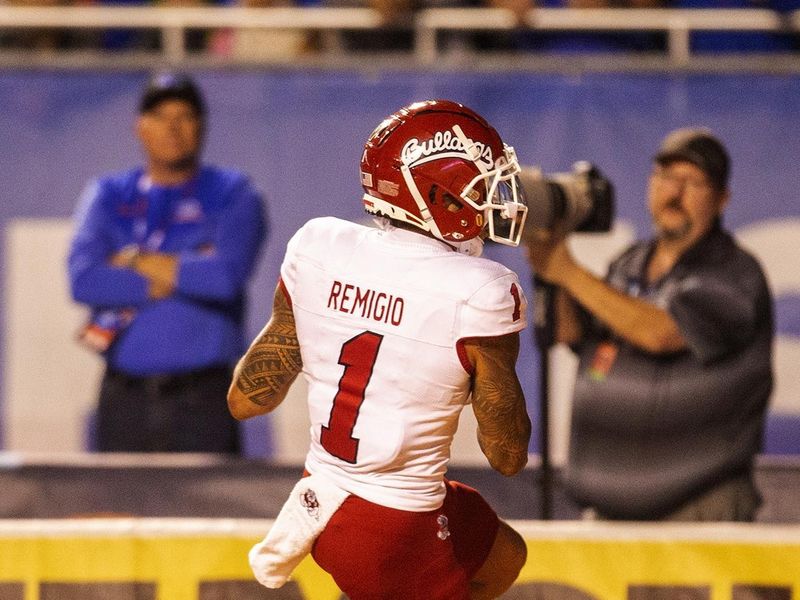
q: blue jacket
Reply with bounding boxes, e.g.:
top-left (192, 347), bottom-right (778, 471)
top-left (68, 165), bottom-right (267, 375)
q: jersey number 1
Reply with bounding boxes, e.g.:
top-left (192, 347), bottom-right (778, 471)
top-left (321, 331), bottom-right (383, 464)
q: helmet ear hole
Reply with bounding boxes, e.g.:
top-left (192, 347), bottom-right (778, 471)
top-left (443, 193), bottom-right (464, 213)
top-left (429, 184), bottom-right (465, 213)
top-left (427, 184), bottom-right (440, 205)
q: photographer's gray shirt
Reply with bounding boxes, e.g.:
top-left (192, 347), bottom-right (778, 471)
top-left (563, 224), bottom-right (774, 519)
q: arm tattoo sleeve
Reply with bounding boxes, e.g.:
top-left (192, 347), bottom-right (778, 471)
top-left (469, 336), bottom-right (531, 474)
top-left (235, 290), bottom-right (302, 410)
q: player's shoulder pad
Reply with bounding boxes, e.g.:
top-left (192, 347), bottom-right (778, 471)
top-left (289, 217), bottom-right (362, 256)
top-left (282, 217), bottom-right (358, 292)
top-left (458, 264), bottom-right (528, 339)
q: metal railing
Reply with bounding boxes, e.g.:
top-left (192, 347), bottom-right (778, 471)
top-left (416, 7), bottom-right (798, 64)
top-left (0, 5), bottom-right (798, 66)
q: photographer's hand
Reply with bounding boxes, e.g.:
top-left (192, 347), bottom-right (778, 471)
top-left (525, 230), bottom-right (583, 345)
top-left (525, 230), bottom-right (578, 286)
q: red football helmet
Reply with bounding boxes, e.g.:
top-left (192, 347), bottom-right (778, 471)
top-left (361, 100), bottom-right (528, 247)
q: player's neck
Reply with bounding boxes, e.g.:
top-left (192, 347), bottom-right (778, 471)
top-left (392, 220), bottom-right (427, 236)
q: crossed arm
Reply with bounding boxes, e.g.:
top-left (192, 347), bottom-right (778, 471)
top-left (110, 248), bottom-right (177, 299)
top-left (464, 333), bottom-right (531, 476)
top-left (227, 283), bottom-right (303, 420)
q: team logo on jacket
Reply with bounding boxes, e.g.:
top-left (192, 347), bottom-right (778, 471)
top-left (300, 488), bottom-right (320, 521)
top-left (173, 198), bottom-right (204, 223)
top-left (401, 128), bottom-right (493, 170)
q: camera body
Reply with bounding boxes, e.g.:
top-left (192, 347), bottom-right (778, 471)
top-left (518, 161), bottom-right (614, 236)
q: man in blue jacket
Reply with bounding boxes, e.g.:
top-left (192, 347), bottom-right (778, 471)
top-left (68, 73), bottom-right (267, 453)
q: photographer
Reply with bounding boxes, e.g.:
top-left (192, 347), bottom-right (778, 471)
top-left (525, 128), bottom-right (774, 521)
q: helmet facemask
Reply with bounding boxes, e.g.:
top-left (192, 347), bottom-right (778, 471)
top-left (459, 141), bottom-right (528, 247)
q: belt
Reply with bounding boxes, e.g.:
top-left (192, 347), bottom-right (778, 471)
top-left (106, 364), bottom-right (232, 390)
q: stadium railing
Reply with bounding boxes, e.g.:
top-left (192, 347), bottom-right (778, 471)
top-left (0, 6), bottom-right (798, 67)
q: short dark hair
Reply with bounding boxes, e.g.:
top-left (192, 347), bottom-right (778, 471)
top-left (654, 127), bottom-right (730, 191)
top-left (139, 72), bottom-right (206, 119)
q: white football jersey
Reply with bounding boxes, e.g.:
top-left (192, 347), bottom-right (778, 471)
top-left (280, 217), bottom-right (527, 511)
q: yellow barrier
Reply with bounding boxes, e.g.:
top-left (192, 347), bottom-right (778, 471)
top-left (514, 521), bottom-right (800, 600)
top-left (0, 519), bottom-right (799, 599)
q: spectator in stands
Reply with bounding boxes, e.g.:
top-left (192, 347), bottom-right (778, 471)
top-left (676, 0), bottom-right (800, 54)
top-left (319, 0), bottom-right (415, 52)
top-left (68, 73), bottom-right (267, 453)
top-left (0, 0), bottom-right (99, 50)
top-left (99, 0), bottom-right (229, 52)
top-left (525, 0), bottom-right (668, 54)
top-left (208, 0), bottom-right (316, 60)
top-left (96, 0), bottom-right (161, 52)
top-left (323, 0), bottom-right (670, 53)
top-left (526, 128), bottom-right (774, 521)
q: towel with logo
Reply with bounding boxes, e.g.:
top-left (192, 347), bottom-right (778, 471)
top-left (249, 472), bottom-right (349, 588)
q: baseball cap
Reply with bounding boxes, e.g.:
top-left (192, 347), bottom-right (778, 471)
top-left (138, 72), bottom-right (205, 118)
top-left (654, 127), bottom-right (730, 190)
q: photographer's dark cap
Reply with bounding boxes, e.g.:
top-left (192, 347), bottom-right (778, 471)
top-left (654, 127), bottom-right (730, 190)
top-left (139, 72), bottom-right (205, 118)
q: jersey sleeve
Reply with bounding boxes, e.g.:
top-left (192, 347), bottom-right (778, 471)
top-left (459, 271), bottom-right (528, 339)
top-left (279, 220), bottom-right (310, 302)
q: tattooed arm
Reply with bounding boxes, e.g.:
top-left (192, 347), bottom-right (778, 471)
top-left (465, 333), bottom-right (531, 476)
top-left (227, 283), bottom-right (303, 420)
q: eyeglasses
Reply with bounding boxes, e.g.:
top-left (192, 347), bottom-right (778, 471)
top-left (651, 167), bottom-right (712, 193)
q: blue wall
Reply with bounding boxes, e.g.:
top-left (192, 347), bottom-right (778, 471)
top-left (1, 69), bottom-right (798, 454)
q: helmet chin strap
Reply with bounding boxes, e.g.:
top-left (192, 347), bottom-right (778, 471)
top-left (374, 214), bottom-right (482, 256)
top-left (372, 216), bottom-right (392, 230)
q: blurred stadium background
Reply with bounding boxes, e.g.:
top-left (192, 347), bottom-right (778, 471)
top-left (0, 5), bottom-right (799, 599)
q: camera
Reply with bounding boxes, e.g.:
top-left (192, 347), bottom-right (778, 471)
top-left (518, 161), bottom-right (614, 235)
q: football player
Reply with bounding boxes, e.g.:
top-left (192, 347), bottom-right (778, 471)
top-left (229, 100), bottom-right (532, 599)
